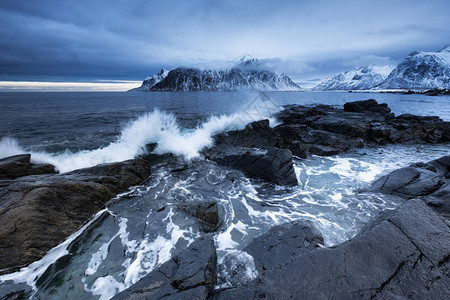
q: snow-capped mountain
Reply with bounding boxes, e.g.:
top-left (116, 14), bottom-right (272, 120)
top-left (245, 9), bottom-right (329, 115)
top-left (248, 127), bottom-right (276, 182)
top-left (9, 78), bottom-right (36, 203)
top-left (379, 45), bottom-right (450, 89)
top-left (313, 65), bottom-right (395, 91)
top-left (129, 69), bottom-right (169, 91)
top-left (130, 59), bottom-right (302, 91)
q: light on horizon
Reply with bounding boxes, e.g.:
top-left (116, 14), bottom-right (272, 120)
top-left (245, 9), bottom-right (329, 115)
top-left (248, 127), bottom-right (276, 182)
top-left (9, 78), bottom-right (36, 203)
top-left (0, 81), bottom-right (142, 92)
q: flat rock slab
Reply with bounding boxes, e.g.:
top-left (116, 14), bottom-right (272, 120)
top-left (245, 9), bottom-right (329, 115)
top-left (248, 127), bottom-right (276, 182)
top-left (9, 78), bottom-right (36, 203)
top-left (113, 235), bottom-right (217, 300)
top-left (244, 220), bottom-right (324, 272)
top-left (215, 199), bottom-right (450, 299)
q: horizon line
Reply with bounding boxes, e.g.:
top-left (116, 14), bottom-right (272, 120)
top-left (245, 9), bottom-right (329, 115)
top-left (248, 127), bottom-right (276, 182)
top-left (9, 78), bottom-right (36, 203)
top-left (0, 80), bottom-right (142, 92)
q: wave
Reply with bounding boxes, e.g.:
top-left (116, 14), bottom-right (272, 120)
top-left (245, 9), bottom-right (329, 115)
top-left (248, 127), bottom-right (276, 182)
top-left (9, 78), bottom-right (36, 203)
top-left (0, 100), bottom-right (279, 173)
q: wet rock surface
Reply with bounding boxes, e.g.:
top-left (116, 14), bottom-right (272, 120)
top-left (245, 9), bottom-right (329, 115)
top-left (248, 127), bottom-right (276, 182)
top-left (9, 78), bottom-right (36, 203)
top-left (205, 120), bottom-right (298, 186)
top-left (243, 220), bottom-right (324, 273)
top-left (112, 235), bottom-right (217, 300)
top-left (0, 155), bottom-right (151, 273)
top-left (204, 147), bottom-right (298, 186)
top-left (215, 199), bottom-right (450, 299)
top-left (178, 201), bottom-right (221, 233)
top-left (372, 155), bottom-right (450, 218)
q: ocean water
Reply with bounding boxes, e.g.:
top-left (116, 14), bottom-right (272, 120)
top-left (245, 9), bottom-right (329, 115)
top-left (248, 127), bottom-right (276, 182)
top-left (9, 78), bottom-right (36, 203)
top-left (0, 91), bottom-right (449, 299)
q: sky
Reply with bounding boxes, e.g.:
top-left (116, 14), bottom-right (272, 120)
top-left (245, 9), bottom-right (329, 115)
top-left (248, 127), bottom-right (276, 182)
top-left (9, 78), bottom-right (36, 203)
top-left (0, 0), bottom-right (449, 90)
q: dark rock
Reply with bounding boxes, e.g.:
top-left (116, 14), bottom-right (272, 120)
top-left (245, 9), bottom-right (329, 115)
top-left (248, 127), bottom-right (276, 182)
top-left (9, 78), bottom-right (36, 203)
top-left (215, 199), bottom-right (450, 299)
top-left (0, 281), bottom-right (32, 300)
top-left (113, 235), bottom-right (217, 300)
top-left (178, 201), bottom-right (221, 232)
top-left (0, 154), bottom-right (58, 180)
top-left (205, 147), bottom-right (298, 186)
top-left (275, 105), bottom-right (333, 125)
top-left (301, 129), bottom-right (364, 151)
top-left (0, 158), bottom-right (151, 272)
top-left (0, 154), bottom-right (31, 179)
top-left (429, 155), bottom-right (450, 174)
top-left (273, 100), bottom-right (449, 157)
top-left (27, 163), bottom-right (58, 176)
top-left (423, 184), bottom-right (450, 219)
top-left (371, 166), bottom-right (422, 195)
top-left (286, 140), bottom-right (308, 158)
top-left (311, 113), bottom-right (371, 138)
top-left (307, 144), bottom-right (340, 156)
top-left (205, 100), bottom-right (449, 184)
top-left (423, 88), bottom-right (450, 96)
top-left (273, 124), bottom-right (308, 140)
top-left (244, 220), bottom-right (323, 272)
top-left (214, 119), bottom-right (280, 149)
top-left (372, 155), bottom-right (450, 219)
top-left (343, 99), bottom-right (391, 114)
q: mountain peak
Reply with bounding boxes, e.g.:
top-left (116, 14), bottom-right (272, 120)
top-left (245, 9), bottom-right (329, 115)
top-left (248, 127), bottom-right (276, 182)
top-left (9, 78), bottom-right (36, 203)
top-left (312, 64), bottom-right (395, 91)
top-left (380, 44), bottom-right (450, 89)
top-left (131, 63), bottom-right (301, 92)
top-left (234, 55), bottom-right (263, 70)
top-left (440, 44), bottom-right (450, 52)
top-left (158, 68), bottom-right (169, 75)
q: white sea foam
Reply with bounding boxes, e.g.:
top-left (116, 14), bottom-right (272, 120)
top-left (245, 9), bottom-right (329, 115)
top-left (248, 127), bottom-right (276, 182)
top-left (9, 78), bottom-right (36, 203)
top-left (0, 99), bottom-right (279, 173)
top-left (216, 250), bottom-right (258, 288)
top-left (85, 218), bottom-right (129, 276)
top-left (83, 207), bottom-right (197, 298)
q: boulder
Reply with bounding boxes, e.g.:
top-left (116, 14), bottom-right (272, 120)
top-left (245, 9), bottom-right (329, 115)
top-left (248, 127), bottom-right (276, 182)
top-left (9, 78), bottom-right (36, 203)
top-left (272, 100), bottom-right (450, 158)
top-left (112, 235), bottom-right (217, 300)
top-left (205, 147), bottom-right (298, 186)
top-left (275, 105), bottom-right (333, 125)
top-left (215, 199), bottom-right (450, 299)
top-left (214, 119), bottom-right (280, 149)
top-left (343, 99), bottom-right (391, 114)
top-left (0, 154), bottom-right (58, 180)
top-left (243, 220), bottom-right (323, 272)
top-left (307, 144), bottom-right (340, 156)
top-left (311, 113), bottom-right (371, 138)
top-left (0, 154), bottom-right (31, 179)
top-left (371, 155), bottom-right (450, 218)
top-left (301, 129), bottom-right (364, 151)
top-left (0, 158), bottom-right (151, 272)
top-left (177, 201), bottom-right (221, 232)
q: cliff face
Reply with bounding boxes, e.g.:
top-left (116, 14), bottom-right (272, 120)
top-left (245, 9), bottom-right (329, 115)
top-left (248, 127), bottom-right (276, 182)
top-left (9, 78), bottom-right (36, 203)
top-left (129, 69), bottom-right (169, 91)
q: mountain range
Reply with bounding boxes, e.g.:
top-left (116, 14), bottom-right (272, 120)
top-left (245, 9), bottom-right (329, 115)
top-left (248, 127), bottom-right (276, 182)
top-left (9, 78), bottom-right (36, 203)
top-left (131, 45), bottom-right (450, 92)
top-left (312, 65), bottom-right (395, 91)
top-left (130, 58), bottom-right (302, 92)
top-left (378, 45), bottom-right (450, 89)
top-left (313, 45), bottom-right (450, 91)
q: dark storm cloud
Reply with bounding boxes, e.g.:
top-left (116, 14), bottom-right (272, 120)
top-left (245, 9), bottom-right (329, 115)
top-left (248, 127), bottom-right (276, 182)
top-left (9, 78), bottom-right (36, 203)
top-left (0, 0), bottom-right (449, 84)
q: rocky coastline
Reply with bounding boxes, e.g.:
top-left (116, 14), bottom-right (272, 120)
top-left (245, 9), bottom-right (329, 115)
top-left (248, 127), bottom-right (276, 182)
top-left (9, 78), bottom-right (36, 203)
top-left (0, 99), bottom-right (449, 299)
top-left (112, 154), bottom-right (450, 299)
top-left (0, 156), bottom-right (152, 274)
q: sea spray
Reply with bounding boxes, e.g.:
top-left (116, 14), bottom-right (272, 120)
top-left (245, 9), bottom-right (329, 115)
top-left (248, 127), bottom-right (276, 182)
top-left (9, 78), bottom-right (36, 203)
top-left (0, 137), bottom-right (23, 158)
top-left (0, 98), bottom-right (280, 173)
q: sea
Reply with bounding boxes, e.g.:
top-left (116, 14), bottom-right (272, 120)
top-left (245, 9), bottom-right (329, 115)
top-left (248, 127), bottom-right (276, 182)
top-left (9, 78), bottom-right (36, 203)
top-left (0, 91), bottom-right (449, 299)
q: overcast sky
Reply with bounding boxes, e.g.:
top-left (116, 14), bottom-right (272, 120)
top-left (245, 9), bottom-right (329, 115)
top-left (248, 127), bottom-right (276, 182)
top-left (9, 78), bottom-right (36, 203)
top-left (0, 0), bottom-right (449, 89)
